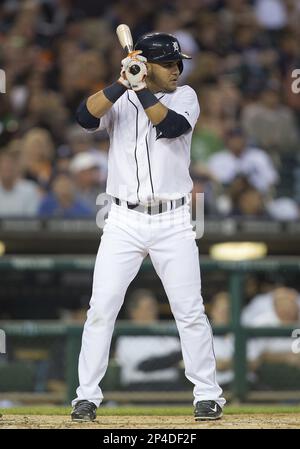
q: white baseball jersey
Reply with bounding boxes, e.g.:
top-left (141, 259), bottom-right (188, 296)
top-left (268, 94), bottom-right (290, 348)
top-left (99, 86), bottom-right (200, 204)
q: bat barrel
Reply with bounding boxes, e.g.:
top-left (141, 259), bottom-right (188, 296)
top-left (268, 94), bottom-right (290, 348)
top-left (116, 24), bottom-right (133, 53)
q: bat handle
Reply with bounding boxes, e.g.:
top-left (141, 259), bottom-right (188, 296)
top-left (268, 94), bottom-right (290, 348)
top-left (125, 45), bottom-right (133, 54)
top-left (129, 64), bottom-right (141, 75)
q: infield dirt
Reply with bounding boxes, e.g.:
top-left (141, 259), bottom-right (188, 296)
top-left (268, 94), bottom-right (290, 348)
top-left (0, 414), bottom-right (300, 429)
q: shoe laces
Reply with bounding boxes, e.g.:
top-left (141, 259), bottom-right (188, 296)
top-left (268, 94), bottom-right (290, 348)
top-left (76, 401), bottom-right (95, 412)
top-left (196, 400), bottom-right (215, 409)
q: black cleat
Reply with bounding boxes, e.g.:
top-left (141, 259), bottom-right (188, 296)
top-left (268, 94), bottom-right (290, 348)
top-left (71, 400), bottom-right (97, 422)
top-left (194, 400), bottom-right (223, 421)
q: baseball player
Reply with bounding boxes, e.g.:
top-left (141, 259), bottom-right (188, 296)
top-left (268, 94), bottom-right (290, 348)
top-left (71, 32), bottom-right (225, 422)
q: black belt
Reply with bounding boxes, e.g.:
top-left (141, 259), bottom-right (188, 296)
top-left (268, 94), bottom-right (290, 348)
top-left (112, 197), bottom-right (186, 215)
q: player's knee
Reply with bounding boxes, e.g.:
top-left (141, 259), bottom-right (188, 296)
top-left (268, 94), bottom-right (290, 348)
top-left (87, 304), bottom-right (118, 326)
top-left (171, 299), bottom-right (205, 328)
top-left (175, 313), bottom-right (204, 331)
top-left (87, 291), bottom-right (123, 325)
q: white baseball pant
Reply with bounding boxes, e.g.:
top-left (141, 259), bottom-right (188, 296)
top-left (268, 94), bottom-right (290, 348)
top-left (72, 200), bottom-right (225, 408)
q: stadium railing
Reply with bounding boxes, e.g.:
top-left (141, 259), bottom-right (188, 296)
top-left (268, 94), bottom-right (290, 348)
top-left (0, 255), bottom-right (299, 403)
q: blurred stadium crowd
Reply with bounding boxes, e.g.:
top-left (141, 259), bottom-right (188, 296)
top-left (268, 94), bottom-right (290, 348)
top-left (0, 0), bottom-right (300, 220)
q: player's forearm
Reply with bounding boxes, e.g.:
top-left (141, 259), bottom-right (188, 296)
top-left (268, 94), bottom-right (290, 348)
top-left (88, 81), bottom-right (128, 118)
top-left (86, 90), bottom-right (114, 118)
top-left (141, 101), bottom-right (168, 125)
top-left (135, 88), bottom-right (167, 125)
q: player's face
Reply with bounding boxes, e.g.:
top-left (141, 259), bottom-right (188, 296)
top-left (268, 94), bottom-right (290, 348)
top-left (146, 61), bottom-right (180, 93)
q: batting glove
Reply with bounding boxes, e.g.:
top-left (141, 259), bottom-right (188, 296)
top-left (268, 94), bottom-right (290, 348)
top-left (118, 51), bottom-right (147, 89)
top-left (121, 51), bottom-right (148, 91)
top-left (121, 50), bottom-right (146, 69)
top-left (118, 69), bottom-right (131, 89)
top-left (125, 60), bottom-right (147, 91)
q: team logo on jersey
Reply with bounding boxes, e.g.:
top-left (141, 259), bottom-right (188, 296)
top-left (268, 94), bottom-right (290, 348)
top-left (172, 41), bottom-right (180, 53)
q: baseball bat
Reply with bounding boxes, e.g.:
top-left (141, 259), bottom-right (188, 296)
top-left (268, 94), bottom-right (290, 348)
top-left (116, 24), bottom-right (133, 53)
top-left (116, 24), bottom-right (141, 75)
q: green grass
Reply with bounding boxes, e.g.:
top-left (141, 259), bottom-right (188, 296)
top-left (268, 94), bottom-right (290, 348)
top-left (1, 405), bottom-right (300, 416)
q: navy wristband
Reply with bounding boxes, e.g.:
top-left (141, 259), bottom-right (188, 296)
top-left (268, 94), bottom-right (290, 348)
top-left (136, 88), bottom-right (159, 109)
top-left (103, 81), bottom-right (127, 103)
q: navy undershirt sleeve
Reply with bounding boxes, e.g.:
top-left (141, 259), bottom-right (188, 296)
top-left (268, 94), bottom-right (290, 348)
top-left (76, 100), bottom-right (100, 131)
top-left (155, 109), bottom-right (191, 139)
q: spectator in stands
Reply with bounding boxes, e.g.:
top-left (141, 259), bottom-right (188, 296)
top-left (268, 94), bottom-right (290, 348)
top-left (208, 128), bottom-right (278, 194)
top-left (21, 127), bottom-right (55, 191)
top-left (242, 286), bottom-right (300, 326)
top-left (59, 50), bottom-right (108, 112)
top-left (24, 91), bottom-right (70, 144)
top-left (191, 87), bottom-right (226, 165)
top-left (215, 174), bottom-right (250, 216)
top-left (242, 83), bottom-right (300, 155)
top-left (208, 292), bottom-right (260, 388)
top-left (0, 151), bottom-right (40, 217)
top-left (153, 10), bottom-right (199, 82)
top-left (244, 286), bottom-right (300, 370)
top-left (208, 292), bottom-right (234, 388)
top-left (66, 126), bottom-right (95, 156)
top-left (232, 186), bottom-right (268, 218)
top-left (266, 196), bottom-right (300, 221)
top-left (70, 152), bottom-right (106, 213)
top-left (217, 174), bottom-right (299, 219)
top-left (114, 289), bottom-right (183, 391)
top-left (254, 0), bottom-right (288, 33)
top-left (0, 96), bottom-right (19, 148)
top-left (65, 126), bottom-right (108, 181)
top-left (38, 172), bottom-right (93, 218)
top-left (1, 0), bottom-right (300, 220)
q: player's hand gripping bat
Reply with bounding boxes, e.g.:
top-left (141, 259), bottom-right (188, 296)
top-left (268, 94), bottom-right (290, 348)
top-left (116, 24), bottom-right (141, 75)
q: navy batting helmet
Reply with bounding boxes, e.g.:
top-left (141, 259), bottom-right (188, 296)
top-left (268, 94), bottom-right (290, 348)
top-left (134, 32), bottom-right (191, 74)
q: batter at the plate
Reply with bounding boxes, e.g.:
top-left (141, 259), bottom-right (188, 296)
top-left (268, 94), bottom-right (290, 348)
top-left (71, 31), bottom-right (225, 422)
